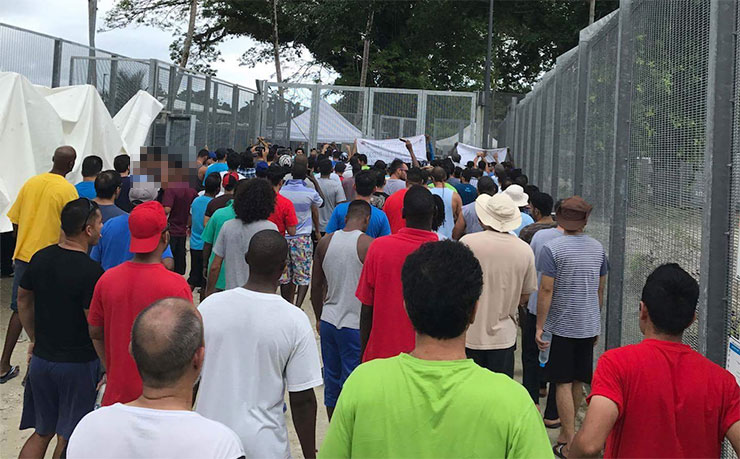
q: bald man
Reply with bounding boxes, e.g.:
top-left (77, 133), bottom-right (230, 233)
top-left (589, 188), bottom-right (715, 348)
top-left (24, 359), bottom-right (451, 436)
top-left (68, 298), bottom-right (244, 458)
top-left (196, 230), bottom-right (322, 459)
top-left (3, 146), bottom-right (79, 384)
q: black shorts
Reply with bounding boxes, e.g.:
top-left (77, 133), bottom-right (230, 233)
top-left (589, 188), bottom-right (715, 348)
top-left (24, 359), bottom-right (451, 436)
top-left (188, 249), bottom-right (204, 287)
top-left (546, 334), bottom-right (595, 384)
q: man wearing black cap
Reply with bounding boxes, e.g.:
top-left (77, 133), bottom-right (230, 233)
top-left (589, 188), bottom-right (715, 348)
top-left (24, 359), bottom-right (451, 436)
top-left (535, 196), bottom-right (608, 457)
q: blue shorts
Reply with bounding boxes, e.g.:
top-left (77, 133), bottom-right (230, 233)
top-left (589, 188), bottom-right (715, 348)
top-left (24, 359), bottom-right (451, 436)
top-left (320, 321), bottom-right (361, 407)
top-left (20, 356), bottom-right (100, 438)
top-left (10, 259), bottom-right (29, 312)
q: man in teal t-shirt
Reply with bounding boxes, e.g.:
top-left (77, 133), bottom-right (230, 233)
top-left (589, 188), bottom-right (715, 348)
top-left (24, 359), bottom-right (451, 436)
top-left (201, 200), bottom-right (235, 292)
top-left (319, 240), bottom-right (552, 458)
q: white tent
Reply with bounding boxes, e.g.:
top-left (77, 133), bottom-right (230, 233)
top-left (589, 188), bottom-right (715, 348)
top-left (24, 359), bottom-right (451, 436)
top-left (0, 72), bottom-right (163, 231)
top-left (280, 99), bottom-right (363, 143)
top-left (435, 124), bottom-right (497, 153)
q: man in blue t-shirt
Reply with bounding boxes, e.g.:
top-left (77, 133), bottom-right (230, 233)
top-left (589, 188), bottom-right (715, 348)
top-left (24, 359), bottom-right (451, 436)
top-left (90, 186), bottom-right (174, 270)
top-left (202, 148), bottom-right (228, 185)
top-left (325, 171), bottom-right (391, 238)
top-left (188, 173), bottom-right (219, 299)
top-left (75, 155), bottom-right (103, 199)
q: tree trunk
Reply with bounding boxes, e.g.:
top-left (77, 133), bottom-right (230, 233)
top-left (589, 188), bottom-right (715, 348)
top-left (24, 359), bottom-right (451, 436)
top-left (88, 0), bottom-right (97, 87)
top-left (588, 0), bottom-right (596, 25)
top-left (272, 0), bottom-right (283, 83)
top-left (359, 9), bottom-right (374, 87)
top-left (180, 0), bottom-right (198, 69)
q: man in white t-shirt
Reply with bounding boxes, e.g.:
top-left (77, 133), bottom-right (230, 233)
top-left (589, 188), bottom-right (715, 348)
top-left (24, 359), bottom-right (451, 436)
top-left (67, 298), bottom-right (244, 459)
top-left (196, 229), bottom-right (323, 458)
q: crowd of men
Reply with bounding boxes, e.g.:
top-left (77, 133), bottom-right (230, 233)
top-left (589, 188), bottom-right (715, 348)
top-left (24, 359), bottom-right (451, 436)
top-left (2, 140), bottom-right (740, 459)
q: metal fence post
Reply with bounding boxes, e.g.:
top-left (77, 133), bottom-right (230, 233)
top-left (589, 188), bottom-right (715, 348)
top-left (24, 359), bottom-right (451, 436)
top-left (698, 0), bottom-right (737, 365)
top-left (204, 76), bottom-right (211, 147)
top-left (211, 81), bottom-right (220, 147)
top-left (605, 0), bottom-right (636, 351)
top-left (230, 85), bottom-right (239, 149)
top-left (529, 95), bottom-right (540, 179)
top-left (538, 81), bottom-right (549, 188)
top-left (148, 59), bottom-right (157, 99)
top-left (167, 65), bottom-right (177, 113)
top-left (573, 40), bottom-right (590, 196)
top-left (417, 91), bottom-right (426, 138)
top-left (108, 58), bottom-right (119, 114)
top-left (51, 39), bottom-right (62, 88)
top-left (309, 84), bottom-right (321, 148)
top-left (551, 68), bottom-right (564, 199)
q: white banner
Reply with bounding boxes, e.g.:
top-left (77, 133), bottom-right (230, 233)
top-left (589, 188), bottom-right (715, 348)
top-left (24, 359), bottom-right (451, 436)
top-left (356, 134), bottom-right (426, 165)
top-left (456, 143), bottom-right (509, 166)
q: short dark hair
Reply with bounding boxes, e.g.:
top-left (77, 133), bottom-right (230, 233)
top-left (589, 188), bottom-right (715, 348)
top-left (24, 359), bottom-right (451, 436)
top-left (197, 149), bottom-right (210, 159)
top-left (406, 167), bottom-right (423, 185)
top-left (478, 160), bottom-right (488, 171)
top-left (524, 184), bottom-right (540, 197)
top-left (61, 198), bottom-right (101, 236)
top-left (530, 192), bottom-right (554, 217)
top-left (131, 298), bottom-right (202, 389)
top-left (431, 195), bottom-right (445, 232)
top-left (462, 168), bottom-right (474, 182)
top-left (204, 172), bottom-right (221, 194)
top-left (477, 176), bottom-right (498, 196)
top-left (233, 178), bottom-right (275, 223)
top-left (403, 185), bottom-right (435, 218)
top-left (373, 160), bottom-right (387, 172)
top-left (402, 241), bottom-right (483, 339)
top-left (453, 166), bottom-right (463, 178)
top-left (349, 156), bottom-right (362, 175)
top-left (318, 158), bottom-right (333, 175)
top-left (389, 159), bottom-right (405, 175)
top-left (354, 171), bottom-right (376, 197)
top-left (641, 264), bottom-right (699, 335)
top-left (246, 229), bottom-right (288, 276)
top-left (81, 155), bottom-right (103, 178)
top-left (374, 169), bottom-right (386, 188)
top-left (241, 151), bottom-right (254, 169)
top-left (514, 174), bottom-right (528, 187)
top-left (292, 162), bottom-right (308, 180)
top-left (347, 200), bottom-right (372, 221)
top-left (215, 148), bottom-right (228, 160)
top-left (266, 164), bottom-right (288, 187)
top-left (357, 154), bottom-right (368, 165)
top-left (113, 154), bottom-right (130, 174)
top-left (335, 162), bottom-right (346, 173)
top-left (227, 151), bottom-right (241, 170)
top-left (94, 170), bottom-right (122, 199)
top-left (431, 166), bottom-right (447, 182)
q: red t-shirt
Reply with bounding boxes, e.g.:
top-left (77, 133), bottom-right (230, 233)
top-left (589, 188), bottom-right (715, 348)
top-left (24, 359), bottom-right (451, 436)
top-left (88, 262), bottom-right (193, 406)
top-left (382, 188), bottom-right (408, 234)
top-left (269, 194), bottom-right (299, 236)
top-left (162, 184), bottom-right (198, 237)
top-left (355, 227), bottom-right (439, 362)
top-left (589, 339), bottom-right (740, 458)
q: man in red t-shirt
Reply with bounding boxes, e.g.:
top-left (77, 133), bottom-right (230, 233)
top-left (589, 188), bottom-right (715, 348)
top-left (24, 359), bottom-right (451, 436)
top-left (383, 167), bottom-right (424, 234)
top-left (266, 164), bottom-right (298, 236)
top-left (356, 185), bottom-right (439, 362)
top-left (570, 264), bottom-right (740, 458)
top-left (88, 201), bottom-right (193, 406)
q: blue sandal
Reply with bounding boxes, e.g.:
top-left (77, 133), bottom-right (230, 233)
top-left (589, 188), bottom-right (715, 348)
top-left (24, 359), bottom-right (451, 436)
top-left (0, 365), bottom-right (19, 383)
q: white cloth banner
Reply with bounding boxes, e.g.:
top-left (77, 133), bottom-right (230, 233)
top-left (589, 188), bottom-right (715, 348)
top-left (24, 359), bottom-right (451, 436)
top-left (113, 90), bottom-right (164, 160)
top-left (356, 134), bottom-right (426, 164)
top-left (455, 143), bottom-right (508, 166)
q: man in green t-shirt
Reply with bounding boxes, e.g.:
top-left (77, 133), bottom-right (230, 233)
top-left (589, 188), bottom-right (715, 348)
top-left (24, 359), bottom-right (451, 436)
top-left (201, 200), bottom-right (235, 296)
top-left (319, 240), bottom-right (553, 458)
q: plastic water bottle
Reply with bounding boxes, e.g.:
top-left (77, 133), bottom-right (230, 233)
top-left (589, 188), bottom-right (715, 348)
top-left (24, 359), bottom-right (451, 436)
top-left (539, 331), bottom-right (553, 367)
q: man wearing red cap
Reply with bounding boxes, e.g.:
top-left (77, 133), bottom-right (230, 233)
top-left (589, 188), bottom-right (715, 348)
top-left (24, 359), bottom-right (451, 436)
top-left (88, 201), bottom-right (193, 406)
top-left (535, 196), bottom-right (608, 457)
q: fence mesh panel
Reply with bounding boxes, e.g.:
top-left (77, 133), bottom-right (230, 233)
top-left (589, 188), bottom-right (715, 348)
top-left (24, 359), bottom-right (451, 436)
top-left (0, 25), bottom-right (55, 86)
top-left (557, 57), bottom-right (578, 200)
top-left (542, 80), bottom-right (556, 194)
top-left (370, 90), bottom-right (420, 139)
top-left (211, 81), bottom-right (234, 149)
top-left (425, 93), bottom-right (474, 155)
top-left (191, 76), bottom-right (208, 148)
top-left (235, 88), bottom-right (257, 152)
top-left (532, 91), bottom-right (543, 184)
top-left (621, 0), bottom-right (710, 348)
top-left (319, 88), bottom-right (366, 149)
top-left (727, 0), bottom-right (740, 364)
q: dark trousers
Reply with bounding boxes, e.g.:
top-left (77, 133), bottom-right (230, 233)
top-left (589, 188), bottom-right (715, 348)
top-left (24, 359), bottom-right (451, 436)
top-left (522, 311), bottom-right (559, 420)
top-left (466, 346), bottom-right (515, 378)
top-left (1, 232), bottom-right (15, 276)
top-left (170, 235), bottom-right (187, 275)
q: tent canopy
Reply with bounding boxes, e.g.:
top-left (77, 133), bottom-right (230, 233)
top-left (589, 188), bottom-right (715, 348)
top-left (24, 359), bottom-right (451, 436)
top-left (280, 99), bottom-right (363, 144)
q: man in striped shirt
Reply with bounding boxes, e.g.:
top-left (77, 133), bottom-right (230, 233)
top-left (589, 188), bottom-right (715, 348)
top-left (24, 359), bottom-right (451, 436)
top-left (535, 196), bottom-right (608, 457)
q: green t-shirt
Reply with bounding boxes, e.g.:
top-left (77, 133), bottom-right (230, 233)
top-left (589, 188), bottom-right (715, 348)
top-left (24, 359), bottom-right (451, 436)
top-left (319, 353), bottom-right (553, 459)
top-left (201, 201), bottom-right (235, 290)
top-left (427, 182), bottom-right (458, 192)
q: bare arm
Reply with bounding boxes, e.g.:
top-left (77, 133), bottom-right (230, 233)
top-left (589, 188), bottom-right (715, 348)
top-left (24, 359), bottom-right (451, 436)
top-left (17, 287), bottom-right (35, 342)
top-left (598, 275), bottom-right (607, 309)
top-left (164, 206), bottom-right (172, 216)
top-left (311, 206), bottom-right (322, 242)
top-left (360, 305), bottom-right (373, 360)
top-left (451, 192), bottom-right (462, 223)
top-left (162, 257), bottom-right (174, 271)
top-left (452, 213), bottom-right (467, 240)
top-left (727, 421), bottom-right (740, 457)
top-left (307, 175), bottom-right (326, 205)
top-left (519, 293), bottom-right (531, 307)
top-left (286, 225), bottom-right (297, 237)
top-left (310, 236), bottom-right (331, 333)
top-left (535, 275), bottom-right (554, 350)
top-left (205, 255), bottom-right (224, 298)
top-left (289, 389), bottom-right (318, 459)
top-left (202, 242), bottom-right (212, 279)
top-left (570, 395), bottom-right (619, 458)
top-left (401, 139), bottom-right (420, 168)
top-left (357, 235), bottom-right (373, 263)
top-left (89, 325), bottom-right (106, 370)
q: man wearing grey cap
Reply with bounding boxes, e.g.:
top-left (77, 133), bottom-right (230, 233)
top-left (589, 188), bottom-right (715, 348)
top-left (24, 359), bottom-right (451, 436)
top-left (90, 184), bottom-right (175, 271)
top-left (460, 193), bottom-right (537, 377)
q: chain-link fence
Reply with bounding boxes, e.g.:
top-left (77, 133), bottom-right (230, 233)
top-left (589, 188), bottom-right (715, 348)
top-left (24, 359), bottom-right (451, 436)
top-left (508, 0), bottom-right (739, 370)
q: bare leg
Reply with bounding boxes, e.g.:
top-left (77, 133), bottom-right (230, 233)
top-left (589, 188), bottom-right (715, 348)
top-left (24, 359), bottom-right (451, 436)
top-left (555, 382), bottom-right (575, 446)
top-left (281, 283), bottom-right (296, 304)
top-left (19, 432), bottom-right (54, 459)
top-left (51, 435), bottom-right (68, 459)
top-left (1, 312), bottom-right (22, 374)
top-left (295, 285), bottom-right (309, 308)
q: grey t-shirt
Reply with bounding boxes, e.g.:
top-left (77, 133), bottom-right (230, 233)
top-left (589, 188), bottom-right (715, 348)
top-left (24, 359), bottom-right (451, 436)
top-left (212, 219), bottom-right (278, 290)
top-left (316, 177), bottom-right (346, 232)
top-left (462, 202), bottom-right (483, 235)
top-left (384, 179), bottom-right (406, 196)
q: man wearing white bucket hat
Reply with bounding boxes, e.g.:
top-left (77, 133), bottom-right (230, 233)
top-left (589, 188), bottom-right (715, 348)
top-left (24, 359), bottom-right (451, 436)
top-left (460, 193), bottom-right (537, 377)
top-left (503, 184), bottom-right (534, 236)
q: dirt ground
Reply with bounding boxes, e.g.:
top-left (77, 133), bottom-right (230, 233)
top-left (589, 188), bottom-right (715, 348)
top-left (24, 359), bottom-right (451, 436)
top-left (0, 272), bottom-right (563, 458)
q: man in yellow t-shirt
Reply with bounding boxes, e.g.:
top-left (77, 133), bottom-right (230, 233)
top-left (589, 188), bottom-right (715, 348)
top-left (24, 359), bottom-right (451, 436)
top-left (1, 146), bottom-right (78, 384)
top-left (319, 241), bottom-right (552, 458)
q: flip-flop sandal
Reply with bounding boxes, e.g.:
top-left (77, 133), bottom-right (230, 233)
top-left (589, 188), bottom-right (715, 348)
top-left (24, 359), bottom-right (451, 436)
top-left (553, 443), bottom-right (568, 459)
top-left (0, 365), bottom-right (19, 383)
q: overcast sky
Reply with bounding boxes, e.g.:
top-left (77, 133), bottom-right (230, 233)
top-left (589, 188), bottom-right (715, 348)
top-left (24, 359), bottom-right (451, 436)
top-left (1, 0), bottom-right (327, 90)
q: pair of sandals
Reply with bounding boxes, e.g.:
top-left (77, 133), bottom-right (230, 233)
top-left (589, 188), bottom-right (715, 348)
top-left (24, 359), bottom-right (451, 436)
top-left (0, 365), bottom-right (19, 383)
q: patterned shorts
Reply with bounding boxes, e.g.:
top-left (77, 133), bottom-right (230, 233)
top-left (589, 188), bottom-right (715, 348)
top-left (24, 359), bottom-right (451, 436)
top-left (280, 234), bottom-right (313, 286)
